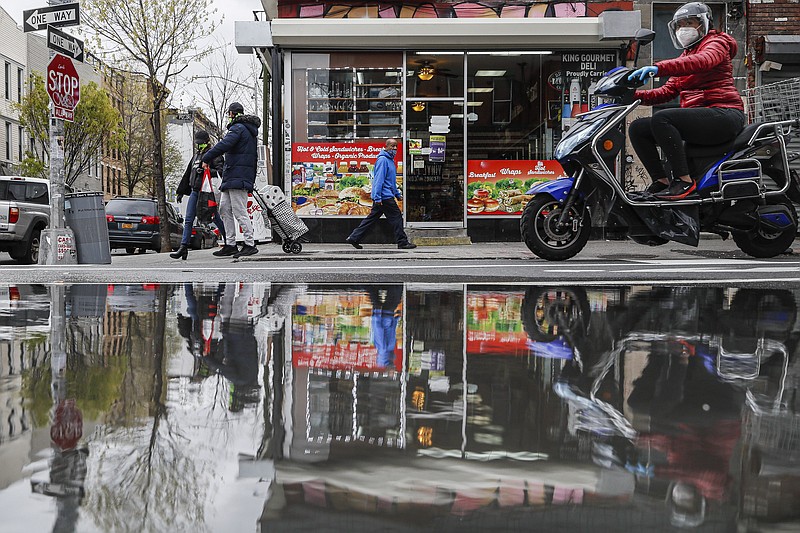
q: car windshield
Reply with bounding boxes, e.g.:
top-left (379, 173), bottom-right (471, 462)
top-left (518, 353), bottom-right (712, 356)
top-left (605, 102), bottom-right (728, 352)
top-left (106, 199), bottom-right (156, 217)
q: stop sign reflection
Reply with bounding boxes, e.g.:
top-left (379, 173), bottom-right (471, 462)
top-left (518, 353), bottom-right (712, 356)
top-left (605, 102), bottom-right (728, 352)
top-left (47, 53), bottom-right (80, 111)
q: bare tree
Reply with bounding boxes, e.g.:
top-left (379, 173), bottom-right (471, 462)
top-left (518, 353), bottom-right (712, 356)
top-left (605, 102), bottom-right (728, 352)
top-left (189, 39), bottom-right (251, 135)
top-left (83, 0), bottom-right (219, 252)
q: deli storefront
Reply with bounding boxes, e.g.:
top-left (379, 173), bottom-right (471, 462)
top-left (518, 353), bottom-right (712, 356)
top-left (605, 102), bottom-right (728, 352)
top-left (250, 6), bottom-right (641, 242)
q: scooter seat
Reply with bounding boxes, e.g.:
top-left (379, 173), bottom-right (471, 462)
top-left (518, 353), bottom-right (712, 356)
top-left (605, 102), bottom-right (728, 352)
top-left (684, 123), bottom-right (760, 158)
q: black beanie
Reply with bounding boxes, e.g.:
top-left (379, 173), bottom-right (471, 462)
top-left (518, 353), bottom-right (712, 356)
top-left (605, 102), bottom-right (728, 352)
top-left (194, 130), bottom-right (210, 143)
top-left (228, 102), bottom-right (244, 115)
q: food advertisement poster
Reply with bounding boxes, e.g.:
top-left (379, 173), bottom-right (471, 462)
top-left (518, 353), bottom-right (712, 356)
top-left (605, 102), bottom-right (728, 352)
top-left (466, 160), bottom-right (567, 216)
top-left (292, 291), bottom-right (403, 371)
top-left (467, 291), bottom-right (530, 356)
top-left (291, 142), bottom-right (403, 216)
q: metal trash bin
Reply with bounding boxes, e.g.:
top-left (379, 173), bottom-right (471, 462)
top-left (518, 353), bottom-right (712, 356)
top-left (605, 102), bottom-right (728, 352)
top-left (64, 192), bottom-right (112, 264)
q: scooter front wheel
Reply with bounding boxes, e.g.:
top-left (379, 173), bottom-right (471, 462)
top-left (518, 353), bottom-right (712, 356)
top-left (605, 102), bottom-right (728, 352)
top-left (521, 194), bottom-right (591, 261)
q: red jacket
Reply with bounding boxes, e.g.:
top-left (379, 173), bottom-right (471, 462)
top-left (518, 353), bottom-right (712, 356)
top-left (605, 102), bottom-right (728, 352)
top-left (634, 30), bottom-right (743, 111)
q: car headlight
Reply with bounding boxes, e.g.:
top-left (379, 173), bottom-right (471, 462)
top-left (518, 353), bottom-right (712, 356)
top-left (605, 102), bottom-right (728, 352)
top-left (554, 119), bottom-right (605, 160)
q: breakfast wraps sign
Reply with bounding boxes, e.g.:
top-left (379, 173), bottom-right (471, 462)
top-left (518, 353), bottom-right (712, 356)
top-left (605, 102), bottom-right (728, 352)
top-left (466, 159), bottom-right (567, 216)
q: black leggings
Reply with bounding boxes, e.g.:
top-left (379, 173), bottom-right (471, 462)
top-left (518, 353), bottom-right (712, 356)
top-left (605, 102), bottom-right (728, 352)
top-left (629, 107), bottom-right (745, 182)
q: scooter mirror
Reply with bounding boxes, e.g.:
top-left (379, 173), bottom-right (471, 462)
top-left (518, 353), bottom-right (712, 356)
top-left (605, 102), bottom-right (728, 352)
top-left (634, 28), bottom-right (656, 45)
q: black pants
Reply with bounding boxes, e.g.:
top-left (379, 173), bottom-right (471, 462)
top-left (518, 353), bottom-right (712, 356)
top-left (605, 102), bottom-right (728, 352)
top-left (629, 107), bottom-right (745, 182)
top-left (347, 198), bottom-right (410, 245)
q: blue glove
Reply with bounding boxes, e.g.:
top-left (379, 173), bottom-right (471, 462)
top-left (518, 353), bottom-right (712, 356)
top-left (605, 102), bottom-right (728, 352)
top-left (628, 66), bottom-right (658, 82)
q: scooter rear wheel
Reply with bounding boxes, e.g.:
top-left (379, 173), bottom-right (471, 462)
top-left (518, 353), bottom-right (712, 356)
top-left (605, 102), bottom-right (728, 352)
top-left (732, 197), bottom-right (797, 258)
top-left (521, 194), bottom-right (591, 261)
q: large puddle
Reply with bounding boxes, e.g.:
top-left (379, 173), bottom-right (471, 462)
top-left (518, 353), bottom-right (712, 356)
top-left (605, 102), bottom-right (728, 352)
top-left (0, 283), bottom-right (798, 531)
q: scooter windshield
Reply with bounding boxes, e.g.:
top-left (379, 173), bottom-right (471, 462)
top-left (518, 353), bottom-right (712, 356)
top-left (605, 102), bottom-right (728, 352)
top-left (554, 109), bottom-right (617, 160)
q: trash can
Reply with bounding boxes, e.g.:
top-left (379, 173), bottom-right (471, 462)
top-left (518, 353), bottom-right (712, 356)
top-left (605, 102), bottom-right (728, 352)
top-left (64, 192), bottom-right (112, 264)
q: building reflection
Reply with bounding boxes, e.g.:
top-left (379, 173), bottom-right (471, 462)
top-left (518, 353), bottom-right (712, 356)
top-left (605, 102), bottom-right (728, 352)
top-left (0, 283), bottom-right (798, 531)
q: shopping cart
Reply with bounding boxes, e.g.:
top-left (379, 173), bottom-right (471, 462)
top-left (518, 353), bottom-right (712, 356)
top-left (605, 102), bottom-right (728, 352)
top-left (742, 77), bottom-right (800, 124)
top-left (251, 185), bottom-right (309, 254)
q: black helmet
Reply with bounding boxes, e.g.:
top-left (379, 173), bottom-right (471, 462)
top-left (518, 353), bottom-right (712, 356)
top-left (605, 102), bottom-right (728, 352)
top-left (194, 130), bottom-right (210, 144)
top-left (668, 2), bottom-right (712, 49)
top-left (228, 102), bottom-right (244, 116)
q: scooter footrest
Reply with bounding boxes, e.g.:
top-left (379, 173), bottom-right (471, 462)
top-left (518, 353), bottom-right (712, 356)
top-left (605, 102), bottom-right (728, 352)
top-left (720, 180), bottom-right (760, 200)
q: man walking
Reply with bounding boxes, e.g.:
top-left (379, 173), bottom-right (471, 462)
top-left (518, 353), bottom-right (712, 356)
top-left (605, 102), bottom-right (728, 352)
top-left (203, 102), bottom-right (261, 258)
top-left (346, 138), bottom-right (416, 250)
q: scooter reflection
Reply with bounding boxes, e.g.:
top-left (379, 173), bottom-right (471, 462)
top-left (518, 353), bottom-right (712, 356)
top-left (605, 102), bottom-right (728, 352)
top-left (521, 286), bottom-right (797, 527)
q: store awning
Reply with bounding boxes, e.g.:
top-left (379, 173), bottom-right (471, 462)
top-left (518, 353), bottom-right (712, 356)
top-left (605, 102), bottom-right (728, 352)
top-left (235, 11), bottom-right (641, 52)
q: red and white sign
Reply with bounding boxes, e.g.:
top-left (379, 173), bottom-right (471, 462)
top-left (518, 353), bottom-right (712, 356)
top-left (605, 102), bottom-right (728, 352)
top-left (467, 159), bottom-right (566, 181)
top-left (292, 142), bottom-right (402, 163)
top-left (47, 53), bottom-right (80, 122)
top-left (466, 160), bottom-right (567, 216)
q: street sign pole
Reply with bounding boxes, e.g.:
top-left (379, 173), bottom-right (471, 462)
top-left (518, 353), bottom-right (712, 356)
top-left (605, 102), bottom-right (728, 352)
top-left (24, 3), bottom-right (80, 264)
top-left (40, 59), bottom-right (77, 265)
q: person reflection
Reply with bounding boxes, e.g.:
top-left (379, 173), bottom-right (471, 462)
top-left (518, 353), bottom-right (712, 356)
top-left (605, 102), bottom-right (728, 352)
top-left (203, 283), bottom-right (262, 411)
top-left (367, 286), bottom-right (403, 370)
top-left (627, 340), bottom-right (743, 527)
top-left (177, 283), bottom-right (223, 381)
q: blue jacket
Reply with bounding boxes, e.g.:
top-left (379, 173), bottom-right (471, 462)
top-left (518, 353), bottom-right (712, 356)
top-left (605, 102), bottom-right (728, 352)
top-left (371, 149), bottom-right (400, 202)
top-left (202, 115), bottom-right (261, 191)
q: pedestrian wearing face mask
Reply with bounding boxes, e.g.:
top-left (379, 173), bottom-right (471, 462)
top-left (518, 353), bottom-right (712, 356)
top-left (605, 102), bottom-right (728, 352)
top-left (171, 130), bottom-right (226, 260)
top-left (627, 2), bottom-right (745, 200)
top-left (345, 138), bottom-right (416, 249)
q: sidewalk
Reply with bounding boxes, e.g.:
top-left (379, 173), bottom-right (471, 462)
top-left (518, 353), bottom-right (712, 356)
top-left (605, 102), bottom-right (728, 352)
top-left (229, 233), bottom-right (799, 263)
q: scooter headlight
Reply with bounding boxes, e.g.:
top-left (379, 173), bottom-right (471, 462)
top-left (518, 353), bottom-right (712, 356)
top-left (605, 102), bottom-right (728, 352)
top-left (554, 118), bottom-right (605, 160)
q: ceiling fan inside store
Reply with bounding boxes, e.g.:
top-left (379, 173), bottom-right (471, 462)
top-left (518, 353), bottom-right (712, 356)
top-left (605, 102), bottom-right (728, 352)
top-left (410, 59), bottom-right (457, 80)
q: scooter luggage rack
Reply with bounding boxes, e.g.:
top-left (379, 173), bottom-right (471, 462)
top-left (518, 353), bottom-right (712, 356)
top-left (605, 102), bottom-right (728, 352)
top-left (743, 77), bottom-right (800, 124)
top-left (713, 158), bottom-right (763, 200)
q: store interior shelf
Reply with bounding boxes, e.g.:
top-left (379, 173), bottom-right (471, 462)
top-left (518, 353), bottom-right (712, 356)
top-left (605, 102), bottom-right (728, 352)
top-left (354, 83), bottom-right (402, 87)
top-left (355, 110), bottom-right (402, 114)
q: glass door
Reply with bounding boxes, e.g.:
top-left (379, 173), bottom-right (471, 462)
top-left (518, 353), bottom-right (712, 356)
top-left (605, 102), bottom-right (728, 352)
top-left (404, 52), bottom-right (466, 227)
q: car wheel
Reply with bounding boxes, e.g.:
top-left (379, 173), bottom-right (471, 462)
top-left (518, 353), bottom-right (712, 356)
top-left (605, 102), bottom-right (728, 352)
top-left (125, 247), bottom-right (136, 255)
top-left (12, 227), bottom-right (42, 264)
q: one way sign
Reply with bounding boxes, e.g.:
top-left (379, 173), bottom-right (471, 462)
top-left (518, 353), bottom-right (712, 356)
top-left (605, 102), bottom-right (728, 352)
top-left (23, 3), bottom-right (81, 32)
top-left (47, 26), bottom-right (84, 63)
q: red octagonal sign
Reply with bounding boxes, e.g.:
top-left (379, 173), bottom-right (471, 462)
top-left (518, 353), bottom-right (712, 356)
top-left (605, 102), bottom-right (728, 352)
top-left (47, 53), bottom-right (80, 121)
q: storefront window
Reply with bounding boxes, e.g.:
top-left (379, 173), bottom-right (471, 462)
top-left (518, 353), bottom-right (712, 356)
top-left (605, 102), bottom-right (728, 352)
top-left (464, 51), bottom-right (618, 217)
top-left (290, 52), bottom-right (403, 216)
top-left (406, 52), bottom-right (464, 98)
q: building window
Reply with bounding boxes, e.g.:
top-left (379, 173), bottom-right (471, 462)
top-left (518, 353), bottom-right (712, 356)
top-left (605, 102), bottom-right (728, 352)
top-left (4, 63), bottom-right (9, 100)
top-left (17, 68), bottom-right (22, 102)
top-left (18, 126), bottom-right (23, 161)
top-left (5, 122), bottom-right (10, 160)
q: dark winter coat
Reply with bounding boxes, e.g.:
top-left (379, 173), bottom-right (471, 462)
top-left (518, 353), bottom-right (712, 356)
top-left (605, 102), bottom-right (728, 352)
top-left (201, 114), bottom-right (261, 191)
top-left (176, 149), bottom-right (223, 196)
top-left (634, 30), bottom-right (743, 111)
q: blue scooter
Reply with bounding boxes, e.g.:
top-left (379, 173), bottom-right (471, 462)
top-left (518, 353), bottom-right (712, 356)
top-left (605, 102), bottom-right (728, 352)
top-left (521, 29), bottom-right (800, 261)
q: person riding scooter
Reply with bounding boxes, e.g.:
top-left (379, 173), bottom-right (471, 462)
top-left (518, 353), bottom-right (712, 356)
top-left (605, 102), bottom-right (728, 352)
top-left (628, 2), bottom-right (746, 200)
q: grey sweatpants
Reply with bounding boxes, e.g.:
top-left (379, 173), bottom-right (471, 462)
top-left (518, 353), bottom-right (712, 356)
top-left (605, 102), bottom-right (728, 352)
top-left (220, 188), bottom-right (254, 246)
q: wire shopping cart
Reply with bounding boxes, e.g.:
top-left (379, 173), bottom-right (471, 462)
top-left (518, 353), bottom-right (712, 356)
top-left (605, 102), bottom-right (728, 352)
top-left (742, 77), bottom-right (800, 124)
top-left (251, 185), bottom-right (309, 254)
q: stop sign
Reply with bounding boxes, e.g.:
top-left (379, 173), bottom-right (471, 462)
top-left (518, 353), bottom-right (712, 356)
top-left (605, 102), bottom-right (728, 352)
top-left (47, 53), bottom-right (80, 117)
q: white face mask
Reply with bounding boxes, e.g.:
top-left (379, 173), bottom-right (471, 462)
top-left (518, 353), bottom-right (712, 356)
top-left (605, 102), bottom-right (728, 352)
top-left (676, 26), bottom-right (701, 47)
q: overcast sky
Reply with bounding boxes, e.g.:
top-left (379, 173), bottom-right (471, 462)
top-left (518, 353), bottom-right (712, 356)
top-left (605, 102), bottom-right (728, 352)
top-left (0, 0), bottom-right (263, 110)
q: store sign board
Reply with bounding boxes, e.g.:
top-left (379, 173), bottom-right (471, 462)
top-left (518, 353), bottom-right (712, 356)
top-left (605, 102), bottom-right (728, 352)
top-left (466, 159), bottom-right (567, 216)
top-left (560, 51), bottom-right (617, 129)
top-left (292, 141), bottom-right (398, 162)
top-left (429, 135), bottom-right (446, 162)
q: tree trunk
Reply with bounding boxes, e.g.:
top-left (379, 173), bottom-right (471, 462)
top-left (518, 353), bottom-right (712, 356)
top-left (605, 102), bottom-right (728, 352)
top-left (149, 79), bottom-right (171, 253)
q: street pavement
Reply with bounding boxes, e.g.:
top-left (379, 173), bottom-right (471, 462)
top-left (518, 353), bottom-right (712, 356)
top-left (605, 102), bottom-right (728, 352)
top-left (4, 233), bottom-right (797, 285)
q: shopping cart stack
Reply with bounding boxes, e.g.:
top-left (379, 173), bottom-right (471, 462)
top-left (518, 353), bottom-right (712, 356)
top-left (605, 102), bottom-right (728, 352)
top-left (252, 185), bottom-right (309, 254)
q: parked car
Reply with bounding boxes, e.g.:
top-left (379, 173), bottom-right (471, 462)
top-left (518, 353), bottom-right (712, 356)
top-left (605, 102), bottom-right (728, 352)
top-left (190, 224), bottom-right (218, 250)
top-left (0, 176), bottom-right (50, 264)
top-left (106, 197), bottom-right (182, 254)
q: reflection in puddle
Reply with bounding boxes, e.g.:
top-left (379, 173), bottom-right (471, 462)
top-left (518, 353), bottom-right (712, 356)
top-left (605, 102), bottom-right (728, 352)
top-left (0, 283), bottom-right (798, 531)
